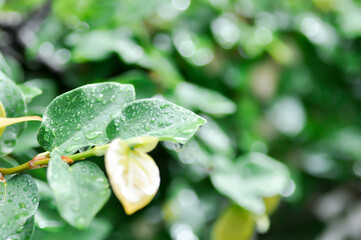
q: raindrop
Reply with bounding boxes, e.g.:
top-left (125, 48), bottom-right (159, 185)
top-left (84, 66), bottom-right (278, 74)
top-left (84, 130), bottom-right (102, 140)
top-left (73, 137), bottom-right (81, 142)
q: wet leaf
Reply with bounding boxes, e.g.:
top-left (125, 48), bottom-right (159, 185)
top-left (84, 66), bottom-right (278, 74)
top-left (212, 205), bottom-right (255, 240)
top-left (0, 73), bottom-right (26, 156)
top-left (107, 99), bottom-right (206, 144)
top-left (105, 138), bottom-right (160, 214)
top-left (6, 216), bottom-right (35, 240)
top-left (47, 155), bottom-right (111, 228)
top-left (0, 174), bottom-right (39, 240)
top-left (37, 82), bottom-right (135, 155)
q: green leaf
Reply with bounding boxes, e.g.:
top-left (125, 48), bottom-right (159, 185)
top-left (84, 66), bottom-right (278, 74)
top-left (107, 99), bottom-right (206, 144)
top-left (37, 82), bottom-right (135, 155)
top-left (211, 153), bottom-right (289, 215)
top-left (0, 72), bottom-right (26, 156)
top-left (17, 83), bottom-right (43, 104)
top-left (6, 216), bottom-right (35, 240)
top-left (0, 173), bottom-right (39, 239)
top-left (174, 82), bottom-right (236, 116)
top-left (47, 155), bottom-right (111, 228)
top-left (211, 205), bottom-right (255, 240)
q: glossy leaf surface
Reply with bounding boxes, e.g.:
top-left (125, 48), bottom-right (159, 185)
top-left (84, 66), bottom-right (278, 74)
top-left (37, 82), bottom-right (135, 155)
top-left (0, 174), bottom-right (39, 240)
top-left (47, 156), bottom-right (111, 228)
top-left (0, 73), bottom-right (26, 156)
top-left (107, 99), bottom-right (206, 144)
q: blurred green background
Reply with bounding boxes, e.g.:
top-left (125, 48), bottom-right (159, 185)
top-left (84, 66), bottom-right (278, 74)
top-left (1, 0), bottom-right (361, 239)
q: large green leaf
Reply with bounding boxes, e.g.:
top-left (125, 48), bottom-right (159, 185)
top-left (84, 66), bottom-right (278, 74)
top-left (47, 155), bottom-right (111, 228)
top-left (107, 99), bottom-right (206, 144)
top-left (37, 82), bottom-right (135, 155)
top-left (0, 72), bottom-right (27, 156)
top-left (211, 153), bottom-right (289, 215)
top-left (0, 174), bottom-right (39, 239)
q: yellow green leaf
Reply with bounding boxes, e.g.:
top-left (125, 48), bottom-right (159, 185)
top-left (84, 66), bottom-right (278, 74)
top-left (105, 138), bottom-right (160, 215)
top-left (212, 205), bottom-right (255, 240)
top-left (0, 101), bottom-right (6, 137)
top-left (0, 116), bottom-right (42, 137)
top-left (125, 136), bottom-right (159, 153)
top-left (263, 195), bottom-right (281, 215)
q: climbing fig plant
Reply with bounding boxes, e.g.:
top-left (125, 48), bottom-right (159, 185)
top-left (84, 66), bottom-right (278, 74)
top-left (0, 79), bottom-right (206, 238)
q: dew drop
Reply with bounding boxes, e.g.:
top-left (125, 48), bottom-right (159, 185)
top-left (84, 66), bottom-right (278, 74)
top-left (84, 130), bottom-right (102, 140)
top-left (73, 137), bottom-right (81, 142)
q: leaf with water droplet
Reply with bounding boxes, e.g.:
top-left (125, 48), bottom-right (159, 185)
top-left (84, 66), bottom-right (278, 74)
top-left (47, 155), bottom-right (111, 228)
top-left (105, 138), bottom-right (160, 215)
top-left (0, 73), bottom-right (26, 156)
top-left (6, 215), bottom-right (35, 240)
top-left (0, 174), bottom-right (39, 239)
top-left (107, 99), bottom-right (206, 144)
top-left (37, 83), bottom-right (135, 156)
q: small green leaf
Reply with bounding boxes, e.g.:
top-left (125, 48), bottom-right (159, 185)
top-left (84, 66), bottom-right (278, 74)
top-left (6, 216), bottom-right (35, 240)
top-left (47, 155), bottom-right (111, 228)
top-left (174, 82), bottom-right (236, 116)
top-left (0, 53), bottom-right (14, 79)
top-left (0, 72), bottom-right (26, 156)
top-left (37, 82), bottom-right (135, 155)
top-left (17, 84), bottom-right (43, 103)
top-left (211, 153), bottom-right (289, 214)
top-left (0, 173), bottom-right (39, 240)
top-left (107, 99), bottom-right (206, 144)
top-left (212, 205), bottom-right (255, 240)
